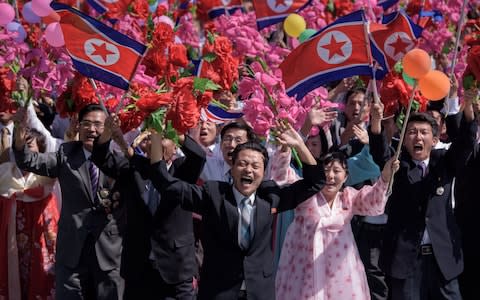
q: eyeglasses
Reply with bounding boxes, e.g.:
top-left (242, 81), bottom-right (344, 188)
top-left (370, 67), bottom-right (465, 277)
top-left (222, 135), bottom-right (247, 145)
top-left (80, 120), bottom-right (104, 129)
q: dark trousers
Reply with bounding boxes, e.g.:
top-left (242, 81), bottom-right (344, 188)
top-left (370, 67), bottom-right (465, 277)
top-left (458, 238), bottom-right (478, 300)
top-left (390, 253), bottom-right (462, 300)
top-left (143, 264), bottom-right (195, 300)
top-left (353, 219), bottom-right (388, 300)
top-left (56, 236), bottom-right (124, 300)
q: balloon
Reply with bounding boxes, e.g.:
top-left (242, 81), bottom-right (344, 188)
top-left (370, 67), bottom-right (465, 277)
top-left (402, 71), bottom-right (416, 87)
top-left (42, 11), bottom-right (60, 24)
top-left (44, 22), bottom-right (65, 47)
top-left (402, 48), bottom-right (431, 79)
top-left (418, 70), bottom-right (451, 101)
top-left (0, 3), bottom-right (15, 26)
top-left (31, 0), bottom-right (53, 17)
top-left (22, 2), bottom-right (41, 23)
top-left (283, 14), bottom-right (306, 38)
top-left (298, 29), bottom-right (316, 43)
top-left (6, 22), bottom-right (27, 42)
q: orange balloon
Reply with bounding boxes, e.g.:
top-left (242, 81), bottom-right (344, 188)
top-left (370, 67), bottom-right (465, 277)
top-left (402, 49), bottom-right (431, 79)
top-left (41, 11), bottom-right (60, 25)
top-left (418, 70), bottom-right (451, 101)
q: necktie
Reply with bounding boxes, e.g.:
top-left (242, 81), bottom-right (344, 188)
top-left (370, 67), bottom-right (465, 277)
top-left (239, 197), bottom-right (253, 250)
top-left (89, 160), bottom-right (99, 202)
top-left (147, 181), bottom-right (160, 215)
top-left (418, 161), bottom-right (427, 178)
top-left (1, 127), bottom-right (10, 153)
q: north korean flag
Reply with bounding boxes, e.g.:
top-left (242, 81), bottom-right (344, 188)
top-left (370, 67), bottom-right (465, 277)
top-left (86, 0), bottom-right (132, 16)
top-left (206, 0), bottom-right (243, 19)
top-left (280, 10), bottom-right (374, 100)
top-left (253, 0), bottom-right (311, 30)
top-left (51, 2), bottom-right (147, 90)
top-left (377, 0), bottom-right (399, 10)
top-left (370, 11), bottom-right (423, 76)
top-left (200, 105), bottom-right (243, 124)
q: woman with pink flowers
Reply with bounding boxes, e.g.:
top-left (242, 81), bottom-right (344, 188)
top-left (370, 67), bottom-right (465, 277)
top-left (274, 150), bottom-right (399, 300)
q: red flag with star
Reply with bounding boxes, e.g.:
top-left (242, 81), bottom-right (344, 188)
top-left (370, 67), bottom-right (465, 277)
top-left (280, 10), bottom-right (374, 99)
top-left (52, 2), bottom-right (146, 90)
top-left (370, 11), bottom-right (423, 74)
top-left (253, 0), bottom-right (311, 29)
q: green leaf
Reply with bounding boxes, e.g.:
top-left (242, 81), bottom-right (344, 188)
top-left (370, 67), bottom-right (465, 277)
top-left (66, 97), bottom-right (75, 111)
top-left (164, 121), bottom-right (179, 145)
top-left (207, 31), bottom-right (216, 44)
top-left (396, 110), bottom-right (405, 130)
top-left (203, 52), bottom-right (217, 63)
top-left (193, 77), bottom-right (221, 94)
top-left (327, 0), bottom-right (334, 12)
top-left (145, 108), bottom-right (167, 133)
top-left (393, 61), bottom-right (403, 74)
top-left (463, 75), bottom-right (476, 90)
top-left (411, 100), bottom-right (420, 112)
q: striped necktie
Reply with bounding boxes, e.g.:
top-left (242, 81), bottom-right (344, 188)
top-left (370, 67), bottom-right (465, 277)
top-left (239, 197), bottom-right (253, 250)
top-left (89, 160), bottom-right (99, 202)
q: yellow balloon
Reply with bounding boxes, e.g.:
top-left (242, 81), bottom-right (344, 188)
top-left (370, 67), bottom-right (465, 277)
top-left (283, 14), bottom-right (306, 38)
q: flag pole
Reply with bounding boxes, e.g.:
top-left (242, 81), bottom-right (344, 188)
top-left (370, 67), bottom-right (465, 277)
top-left (361, 8), bottom-right (380, 104)
top-left (385, 84), bottom-right (416, 196)
top-left (88, 78), bottom-right (108, 113)
top-left (447, 0), bottom-right (468, 87)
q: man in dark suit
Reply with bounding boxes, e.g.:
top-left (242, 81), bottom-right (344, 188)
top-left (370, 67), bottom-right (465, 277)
top-left (148, 123), bottom-right (325, 300)
top-left (14, 104), bottom-right (124, 299)
top-left (91, 114), bottom-right (206, 299)
top-left (374, 95), bottom-right (476, 300)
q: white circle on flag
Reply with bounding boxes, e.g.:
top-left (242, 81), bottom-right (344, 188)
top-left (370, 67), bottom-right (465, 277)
top-left (267, 0), bottom-right (293, 13)
top-left (316, 31), bottom-right (352, 65)
top-left (84, 38), bottom-right (120, 66)
top-left (384, 32), bottom-right (414, 61)
top-left (221, 0), bottom-right (231, 6)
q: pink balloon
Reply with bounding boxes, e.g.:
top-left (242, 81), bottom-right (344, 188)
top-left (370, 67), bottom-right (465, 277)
top-left (31, 0), bottom-right (53, 17)
top-left (44, 22), bottom-right (64, 47)
top-left (156, 15), bottom-right (174, 28)
top-left (0, 3), bottom-right (15, 26)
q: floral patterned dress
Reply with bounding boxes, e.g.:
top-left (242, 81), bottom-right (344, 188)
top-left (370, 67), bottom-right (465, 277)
top-left (0, 162), bottom-right (58, 300)
top-left (271, 150), bottom-right (388, 300)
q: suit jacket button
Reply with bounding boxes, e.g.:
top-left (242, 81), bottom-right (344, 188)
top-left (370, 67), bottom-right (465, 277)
top-left (107, 214), bottom-right (113, 220)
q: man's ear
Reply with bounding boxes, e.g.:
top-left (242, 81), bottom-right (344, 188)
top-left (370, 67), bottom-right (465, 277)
top-left (432, 136), bottom-right (439, 146)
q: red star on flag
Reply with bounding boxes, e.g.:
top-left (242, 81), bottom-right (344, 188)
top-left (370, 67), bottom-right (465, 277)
top-left (320, 35), bottom-right (347, 60)
top-left (91, 42), bottom-right (115, 63)
top-left (274, 0), bottom-right (287, 7)
top-left (388, 35), bottom-right (410, 56)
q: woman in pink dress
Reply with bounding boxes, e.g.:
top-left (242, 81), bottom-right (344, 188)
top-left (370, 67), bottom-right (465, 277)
top-left (0, 127), bottom-right (58, 300)
top-left (275, 152), bottom-right (398, 300)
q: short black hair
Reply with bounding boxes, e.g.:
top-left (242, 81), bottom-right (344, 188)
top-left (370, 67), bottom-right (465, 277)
top-left (321, 151), bottom-right (349, 174)
top-left (344, 87), bottom-right (367, 104)
top-left (220, 122), bottom-right (257, 143)
top-left (231, 142), bottom-right (269, 170)
top-left (407, 112), bottom-right (439, 137)
top-left (78, 104), bottom-right (106, 122)
top-left (26, 128), bottom-right (47, 153)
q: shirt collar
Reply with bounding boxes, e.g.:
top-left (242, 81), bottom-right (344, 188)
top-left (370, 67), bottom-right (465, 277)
top-left (413, 157), bottom-right (429, 167)
top-left (82, 147), bottom-right (92, 160)
top-left (232, 186), bottom-right (255, 206)
top-left (0, 122), bottom-right (14, 134)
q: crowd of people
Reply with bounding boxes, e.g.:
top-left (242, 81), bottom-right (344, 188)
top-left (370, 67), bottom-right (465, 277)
top-left (2, 0), bottom-right (480, 300)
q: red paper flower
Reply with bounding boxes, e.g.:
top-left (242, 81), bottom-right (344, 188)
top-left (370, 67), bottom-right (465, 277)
top-left (118, 98), bottom-right (148, 133)
top-left (168, 44), bottom-right (188, 68)
top-left (167, 78), bottom-right (200, 134)
top-left (380, 72), bottom-right (428, 115)
top-left (465, 45), bottom-right (480, 81)
top-left (0, 67), bottom-right (16, 113)
top-left (136, 91), bottom-right (173, 114)
top-left (151, 22), bottom-right (174, 48)
top-left (130, 0), bottom-right (150, 20)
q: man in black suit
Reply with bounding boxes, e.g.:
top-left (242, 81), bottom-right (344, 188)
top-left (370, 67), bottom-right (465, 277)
top-left (14, 104), bottom-right (124, 299)
top-left (148, 123), bottom-right (325, 300)
top-left (375, 94), bottom-right (476, 300)
top-left (91, 114), bottom-right (206, 299)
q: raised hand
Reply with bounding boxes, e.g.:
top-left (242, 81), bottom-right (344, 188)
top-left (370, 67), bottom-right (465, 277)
top-left (370, 101), bottom-right (384, 134)
top-left (276, 121), bottom-right (303, 148)
top-left (352, 125), bottom-right (369, 145)
top-left (381, 157), bottom-right (400, 182)
top-left (309, 105), bottom-right (338, 126)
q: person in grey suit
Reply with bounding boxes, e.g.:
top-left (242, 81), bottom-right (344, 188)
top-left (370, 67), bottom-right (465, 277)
top-left (14, 104), bottom-right (124, 300)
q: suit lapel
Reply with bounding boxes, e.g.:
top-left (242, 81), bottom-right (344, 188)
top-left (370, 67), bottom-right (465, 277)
top-left (224, 187), bottom-right (240, 246)
top-left (252, 196), bottom-right (270, 245)
top-left (69, 145), bottom-right (94, 203)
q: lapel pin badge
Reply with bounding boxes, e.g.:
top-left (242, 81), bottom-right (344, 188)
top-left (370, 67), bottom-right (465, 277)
top-left (271, 208), bottom-right (277, 214)
top-left (436, 187), bottom-right (444, 196)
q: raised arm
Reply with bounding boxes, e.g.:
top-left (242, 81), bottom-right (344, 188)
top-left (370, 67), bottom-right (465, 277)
top-left (149, 131), bottom-right (205, 213)
top-left (171, 134), bottom-right (207, 184)
top-left (13, 122), bottom-right (60, 178)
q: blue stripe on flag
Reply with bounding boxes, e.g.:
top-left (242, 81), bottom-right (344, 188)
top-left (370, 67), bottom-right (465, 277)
top-left (207, 105), bottom-right (243, 119)
top-left (72, 59), bottom-right (130, 90)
